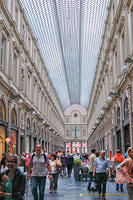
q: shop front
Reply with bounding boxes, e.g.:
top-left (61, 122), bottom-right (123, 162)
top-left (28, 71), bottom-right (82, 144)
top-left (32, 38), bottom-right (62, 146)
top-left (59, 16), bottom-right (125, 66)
top-left (0, 126), bottom-right (6, 160)
top-left (0, 99), bottom-right (7, 160)
top-left (26, 118), bottom-right (31, 153)
top-left (20, 131), bottom-right (25, 154)
top-left (26, 134), bottom-right (31, 153)
top-left (72, 142), bottom-right (81, 153)
top-left (33, 122), bottom-right (36, 152)
top-left (10, 130), bottom-right (17, 154)
top-left (123, 97), bottom-right (130, 152)
top-left (66, 143), bottom-right (71, 152)
top-left (10, 108), bottom-right (18, 155)
top-left (82, 142), bottom-right (87, 153)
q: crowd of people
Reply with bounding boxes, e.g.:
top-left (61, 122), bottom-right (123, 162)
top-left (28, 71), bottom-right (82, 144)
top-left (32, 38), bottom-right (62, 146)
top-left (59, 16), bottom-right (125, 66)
top-left (0, 145), bottom-right (132, 200)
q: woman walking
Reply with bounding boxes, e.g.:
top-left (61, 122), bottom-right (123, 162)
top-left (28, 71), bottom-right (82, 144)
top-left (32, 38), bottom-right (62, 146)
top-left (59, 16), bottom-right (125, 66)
top-left (0, 154), bottom-right (26, 200)
top-left (49, 154), bottom-right (62, 193)
top-left (115, 147), bottom-right (133, 200)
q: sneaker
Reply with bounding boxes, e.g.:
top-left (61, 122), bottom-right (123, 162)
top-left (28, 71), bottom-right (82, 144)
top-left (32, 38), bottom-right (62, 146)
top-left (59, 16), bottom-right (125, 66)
top-left (87, 187), bottom-right (91, 191)
top-left (121, 189), bottom-right (124, 192)
top-left (116, 188), bottom-right (119, 191)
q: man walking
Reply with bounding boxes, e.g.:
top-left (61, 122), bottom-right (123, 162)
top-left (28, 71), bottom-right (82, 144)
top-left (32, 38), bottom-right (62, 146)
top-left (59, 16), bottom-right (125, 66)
top-left (28, 144), bottom-right (51, 200)
top-left (88, 149), bottom-right (96, 191)
top-left (93, 150), bottom-right (111, 199)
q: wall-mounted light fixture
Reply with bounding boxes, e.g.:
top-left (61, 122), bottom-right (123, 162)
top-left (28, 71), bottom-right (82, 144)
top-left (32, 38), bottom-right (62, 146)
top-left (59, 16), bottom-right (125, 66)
top-left (10, 93), bottom-right (23, 104)
top-left (102, 106), bottom-right (110, 111)
top-left (97, 117), bottom-right (103, 121)
top-left (26, 107), bottom-right (34, 112)
top-left (95, 120), bottom-right (99, 125)
top-left (107, 96), bottom-right (112, 102)
top-left (101, 110), bottom-right (104, 115)
top-left (122, 57), bottom-right (133, 74)
top-left (109, 91), bottom-right (120, 98)
top-left (5, 137), bottom-right (10, 144)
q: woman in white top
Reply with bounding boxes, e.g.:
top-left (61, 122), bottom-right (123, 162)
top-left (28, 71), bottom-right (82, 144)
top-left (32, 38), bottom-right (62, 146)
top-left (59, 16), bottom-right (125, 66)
top-left (49, 154), bottom-right (62, 193)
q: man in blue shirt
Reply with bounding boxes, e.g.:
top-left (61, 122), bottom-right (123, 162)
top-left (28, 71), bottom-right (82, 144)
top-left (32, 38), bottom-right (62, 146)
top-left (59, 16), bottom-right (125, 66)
top-left (93, 150), bottom-right (111, 199)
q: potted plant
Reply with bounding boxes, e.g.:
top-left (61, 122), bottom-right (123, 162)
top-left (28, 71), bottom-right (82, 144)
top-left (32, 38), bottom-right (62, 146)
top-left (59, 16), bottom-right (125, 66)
top-left (74, 159), bottom-right (81, 181)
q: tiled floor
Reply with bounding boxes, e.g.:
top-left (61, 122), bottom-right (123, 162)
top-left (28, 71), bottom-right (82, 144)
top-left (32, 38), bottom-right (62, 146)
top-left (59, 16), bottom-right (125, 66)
top-left (25, 174), bottom-right (128, 200)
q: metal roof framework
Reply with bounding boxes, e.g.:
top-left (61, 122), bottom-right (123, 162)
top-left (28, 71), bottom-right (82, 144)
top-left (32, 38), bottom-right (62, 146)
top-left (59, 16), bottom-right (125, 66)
top-left (20, 0), bottom-right (110, 110)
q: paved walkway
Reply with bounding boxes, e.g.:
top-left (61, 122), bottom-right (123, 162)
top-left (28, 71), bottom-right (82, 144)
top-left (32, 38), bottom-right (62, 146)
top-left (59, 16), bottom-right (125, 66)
top-left (25, 174), bottom-right (128, 200)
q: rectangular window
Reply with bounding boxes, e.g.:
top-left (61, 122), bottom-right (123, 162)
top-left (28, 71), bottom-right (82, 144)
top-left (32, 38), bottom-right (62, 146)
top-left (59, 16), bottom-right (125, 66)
top-left (83, 130), bottom-right (86, 137)
top-left (82, 117), bottom-right (86, 123)
top-left (66, 130), bottom-right (69, 137)
top-left (114, 51), bottom-right (117, 73)
top-left (28, 37), bottom-right (31, 53)
top-left (34, 49), bottom-right (36, 64)
top-left (66, 118), bottom-right (69, 123)
top-left (121, 32), bottom-right (125, 66)
top-left (13, 53), bottom-right (17, 83)
top-left (0, 35), bottom-right (6, 69)
top-left (33, 83), bottom-right (36, 104)
top-left (22, 25), bottom-right (25, 41)
top-left (131, 9), bottom-right (133, 48)
top-left (28, 74), bottom-right (31, 98)
top-left (15, 7), bottom-right (18, 26)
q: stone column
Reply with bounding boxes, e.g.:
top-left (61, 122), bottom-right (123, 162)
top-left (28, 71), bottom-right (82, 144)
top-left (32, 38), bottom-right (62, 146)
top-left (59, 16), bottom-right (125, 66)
top-left (71, 142), bottom-right (72, 153)
top-left (24, 111), bottom-right (27, 153)
top-left (17, 107), bottom-right (21, 155)
top-left (8, 29), bottom-right (14, 80)
top-left (128, 84), bottom-right (133, 146)
top-left (31, 117), bottom-right (33, 152)
top-left (119, 98), bottom-right (125, 154)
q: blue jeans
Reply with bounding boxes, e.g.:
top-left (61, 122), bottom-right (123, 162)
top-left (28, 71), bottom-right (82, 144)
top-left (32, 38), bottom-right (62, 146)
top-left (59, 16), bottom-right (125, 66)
top-left (62, 166), bottom-right (67, 176)
top-left (88, 172), bottom-right (93, 190)
top-left (32, 176), bottom-right (46, 200)
top-left (116, 183), bottom-right (123, 190)
top-left (114, 171), bottom-right (123, 191)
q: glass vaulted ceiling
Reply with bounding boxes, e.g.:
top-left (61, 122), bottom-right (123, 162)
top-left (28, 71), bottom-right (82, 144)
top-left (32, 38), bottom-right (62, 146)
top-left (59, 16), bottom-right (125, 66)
top-left (20, 0), bottom-right (110, 110)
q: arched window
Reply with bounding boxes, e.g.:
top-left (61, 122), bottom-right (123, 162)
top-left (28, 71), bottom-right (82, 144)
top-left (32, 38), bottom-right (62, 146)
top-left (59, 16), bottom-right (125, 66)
top-left (124, 98), bottom-right (129, 119)
top-left (0, 100), bottom-right (6, 120)
top-left (33, 122), bottom-right (36, 137)
top-left (11, 108), bottom-right (17, 126)
top-left (117, 107), bottom-right (120, 126)
top-left (27, 118), bottom-right (30, 133)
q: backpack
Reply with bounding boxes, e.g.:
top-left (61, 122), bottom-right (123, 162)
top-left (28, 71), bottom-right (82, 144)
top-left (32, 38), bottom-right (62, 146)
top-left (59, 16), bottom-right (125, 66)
top-left (31, 153), bottom-right (46, 164)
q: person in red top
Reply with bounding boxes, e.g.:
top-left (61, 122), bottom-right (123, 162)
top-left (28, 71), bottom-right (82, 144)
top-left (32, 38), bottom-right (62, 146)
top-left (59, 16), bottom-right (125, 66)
top-left (112, 149), bottom-right (124, 191)
top-left (25, 153), bottom-right (31, 172)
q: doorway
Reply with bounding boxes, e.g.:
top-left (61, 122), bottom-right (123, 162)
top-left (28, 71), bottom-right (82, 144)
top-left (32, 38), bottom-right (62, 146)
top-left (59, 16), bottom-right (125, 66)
top-left (124, 125), bottom-right (130, 153)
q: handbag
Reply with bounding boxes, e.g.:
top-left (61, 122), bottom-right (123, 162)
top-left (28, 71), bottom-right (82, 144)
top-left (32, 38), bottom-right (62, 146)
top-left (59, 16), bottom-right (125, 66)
top-left (56, 160), bottom-right (62, 172)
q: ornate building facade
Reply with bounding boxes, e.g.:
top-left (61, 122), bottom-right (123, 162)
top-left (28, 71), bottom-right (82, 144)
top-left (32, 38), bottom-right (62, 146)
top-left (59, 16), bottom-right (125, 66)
top-left (87, 0), bottom-right (133, 157)
top-left (64, 104), bottom-right (88, 153)
top-left (0, 0), bottom-right (65, 160)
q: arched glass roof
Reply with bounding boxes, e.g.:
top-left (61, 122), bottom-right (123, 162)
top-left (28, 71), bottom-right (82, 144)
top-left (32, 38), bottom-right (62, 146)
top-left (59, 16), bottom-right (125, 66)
top-left (20, 0), bottom-right (110, 110)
